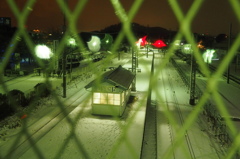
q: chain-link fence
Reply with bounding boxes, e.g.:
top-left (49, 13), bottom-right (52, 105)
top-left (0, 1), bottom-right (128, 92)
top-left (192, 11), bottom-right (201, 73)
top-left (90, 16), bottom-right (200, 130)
top-left (1, 0), bottom-right (240, 158)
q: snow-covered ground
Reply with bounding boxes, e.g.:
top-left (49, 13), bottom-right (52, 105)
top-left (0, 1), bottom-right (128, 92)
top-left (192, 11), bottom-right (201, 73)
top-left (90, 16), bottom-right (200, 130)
top-left (1, 52), bottom-right (239, 159)
top-left (0, 54), bottom-right (150, 159)
top-left (154, 55), bottom-right (226, 158)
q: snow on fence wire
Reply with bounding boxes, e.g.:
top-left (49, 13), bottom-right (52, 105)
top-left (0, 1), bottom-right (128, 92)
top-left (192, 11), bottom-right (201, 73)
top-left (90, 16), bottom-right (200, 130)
top-left (0, 0), bottom-right (240, 158)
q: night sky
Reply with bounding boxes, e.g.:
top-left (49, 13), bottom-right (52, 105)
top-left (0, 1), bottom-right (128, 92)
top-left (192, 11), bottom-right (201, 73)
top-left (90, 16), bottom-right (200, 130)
top-left (0, 0), bottom-right (239, 36)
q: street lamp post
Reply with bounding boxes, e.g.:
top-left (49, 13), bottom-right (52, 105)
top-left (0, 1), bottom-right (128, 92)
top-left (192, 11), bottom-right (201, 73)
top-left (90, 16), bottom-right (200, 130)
top-left (132, 47), bottom-right (136, 91)
top-left (62, 37), bottom-right (77, 98)
top-left (189, 50), bottom-right (196, 105)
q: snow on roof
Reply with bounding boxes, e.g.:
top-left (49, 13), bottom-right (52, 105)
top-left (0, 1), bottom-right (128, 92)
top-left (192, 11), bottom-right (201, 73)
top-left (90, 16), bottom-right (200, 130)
top-left (85, 65), bottom-right (135, 91)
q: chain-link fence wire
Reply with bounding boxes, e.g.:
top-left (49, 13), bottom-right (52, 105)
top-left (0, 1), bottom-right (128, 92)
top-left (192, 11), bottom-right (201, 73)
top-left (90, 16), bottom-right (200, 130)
top-left (1, 0), bottom-right (240, 158)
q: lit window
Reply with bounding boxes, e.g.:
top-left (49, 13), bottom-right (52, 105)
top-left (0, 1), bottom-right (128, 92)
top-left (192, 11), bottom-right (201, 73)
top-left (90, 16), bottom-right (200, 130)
top-left (108, 93), bottom-right (114, 104)
top-left (114, 94), bottom-right (120, 105)
top-left (94, 92), bottom-right (100, 98)
top-left (93, 93), bottom-right (101, 104)
top-left (94, 98), bottom-right (100, 104)
top-left (100, 93), bottom-right (108, 104)
top-left (93, 93), bottom-right (121, 105)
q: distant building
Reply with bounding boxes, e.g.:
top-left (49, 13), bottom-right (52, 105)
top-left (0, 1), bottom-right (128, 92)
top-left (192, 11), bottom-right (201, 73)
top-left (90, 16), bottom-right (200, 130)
top-left (85, 65), bottom-right (135, 116)
top-left (0, 17), bottom-right (11, 27)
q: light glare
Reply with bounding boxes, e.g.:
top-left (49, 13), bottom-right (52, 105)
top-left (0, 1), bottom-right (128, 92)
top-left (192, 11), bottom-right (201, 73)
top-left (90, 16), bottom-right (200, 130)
top-left (35, 45), bottom-right (53, 59)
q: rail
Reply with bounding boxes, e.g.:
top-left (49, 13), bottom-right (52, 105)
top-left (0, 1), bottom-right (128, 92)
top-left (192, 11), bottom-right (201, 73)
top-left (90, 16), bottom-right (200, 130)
top-left (171, 56), bottom-right (239, 158)
top-left (1, 0), bottom-right (240, 158)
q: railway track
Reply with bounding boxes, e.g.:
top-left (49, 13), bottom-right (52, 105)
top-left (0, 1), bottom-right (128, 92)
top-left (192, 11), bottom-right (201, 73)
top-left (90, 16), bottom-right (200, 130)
top-left (208, 64), bottom-right (240, 85)
top-left (171, 56), bottom-right (239, 158)
top-left (160, 62), bottom-right (196, 159)
top-left (2, 56), bottom-right (129, 158)
top-left (141, 54), bottom-right (196, 159)
top-left (173, 56), bottom-right (240, 117)
top-left (4, 87), bottom-right (90, 159)
top-left (175, 51), bottom-right (240, 85)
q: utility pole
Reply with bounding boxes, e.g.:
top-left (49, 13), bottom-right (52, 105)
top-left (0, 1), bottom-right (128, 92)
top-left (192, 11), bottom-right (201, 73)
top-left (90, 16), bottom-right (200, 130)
top-left (227, 23), bottom-right (232, 84)
top-left (132, 47), bottom-right (136, 91)
top-left (62, 0), bottom-right (68, 98)
top-left (189, 34), bottom-right (197, 105)
top-left (189, 48), bottom-right (196, 105)
top-left (53, 40), bottom-right (59, 70)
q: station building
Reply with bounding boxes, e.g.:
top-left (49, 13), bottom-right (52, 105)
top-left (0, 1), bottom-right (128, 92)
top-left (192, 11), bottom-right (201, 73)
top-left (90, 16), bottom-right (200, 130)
top-left (85, 65), bottom-right (135, 116)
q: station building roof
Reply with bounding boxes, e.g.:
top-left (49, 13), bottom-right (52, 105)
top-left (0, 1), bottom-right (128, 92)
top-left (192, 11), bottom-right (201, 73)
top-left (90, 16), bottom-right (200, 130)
top-left (85, 65), bottom-right (135, 92)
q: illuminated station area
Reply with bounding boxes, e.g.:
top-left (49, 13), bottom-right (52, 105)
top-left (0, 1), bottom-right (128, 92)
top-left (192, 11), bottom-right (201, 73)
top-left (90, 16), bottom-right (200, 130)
top-left (85, 65), bottom-right (135, 116)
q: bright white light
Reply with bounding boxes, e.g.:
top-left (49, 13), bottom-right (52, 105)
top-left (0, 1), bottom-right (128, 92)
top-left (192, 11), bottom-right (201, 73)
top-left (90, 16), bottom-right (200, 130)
top-left (35, 45), bottom-right (53, 59)
top-left (174, 40), bottom-right (181, 46)
top-left (203, 49), bottom-right (215, 63)
top-left (68, 38), bottom-right (76, 46)
top-left (136, 38), bottom-right (143, 49)
top-left (182, 44), bottom-right (192, 54)
top-left (87, 36), bottom-right (101, 52)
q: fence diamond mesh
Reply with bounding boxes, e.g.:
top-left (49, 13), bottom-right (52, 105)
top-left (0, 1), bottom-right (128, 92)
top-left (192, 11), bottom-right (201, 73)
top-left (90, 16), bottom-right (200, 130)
top-left (0, 0), bottom-right (240, 159)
